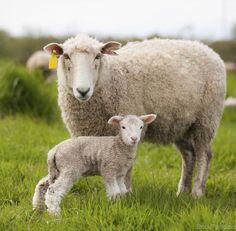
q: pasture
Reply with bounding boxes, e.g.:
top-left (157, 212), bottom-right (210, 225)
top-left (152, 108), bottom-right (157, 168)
top-left (0, 70), bottom-right (236, 230)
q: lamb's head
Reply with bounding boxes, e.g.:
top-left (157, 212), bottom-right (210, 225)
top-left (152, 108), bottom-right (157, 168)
top-left (44, 35), bottom-right (121, 102)
top-left (108, 114), bottom-right (156, 146)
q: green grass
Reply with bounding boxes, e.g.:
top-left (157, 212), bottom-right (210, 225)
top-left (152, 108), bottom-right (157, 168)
top-left (0, 61), bottom-right (59, 122)
top-left (1, 111), bottom-right (236, 231)
top-left (0, 74), bottom-right (236, 230)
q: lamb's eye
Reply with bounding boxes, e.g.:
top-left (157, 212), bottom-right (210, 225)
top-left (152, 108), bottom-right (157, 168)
top-left (63, 53), bottom-right (70, 60)
top-left (122, 126), bottom-right (126, 129)
top-left (95, 53), bottom-right (101, 60)
top-left (140, 126), bottom-right (143, 129)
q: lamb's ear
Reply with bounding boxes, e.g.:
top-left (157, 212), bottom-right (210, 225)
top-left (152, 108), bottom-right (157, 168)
top-left (108, 116), bottom-right (124, 125)
top-left (139, 114), bottom-right (156, 125)
top-left (101, 41), bottom-right (121, 55)
top-left (43, 43), bottom-right (63, 55)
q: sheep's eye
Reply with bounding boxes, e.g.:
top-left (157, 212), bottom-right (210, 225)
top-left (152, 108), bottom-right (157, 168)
top-left (95, 53), bottom-right (101, 60)
top-left (63, 53), bottom-right (70, 60)
top-left (122, 126), bottom-right (126, 129)
top-left (140, 126), bottom-right (143, 129)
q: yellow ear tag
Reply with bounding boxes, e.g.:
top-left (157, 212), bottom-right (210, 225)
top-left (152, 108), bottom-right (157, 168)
top-left (49, 50), bottom-right (57, 69)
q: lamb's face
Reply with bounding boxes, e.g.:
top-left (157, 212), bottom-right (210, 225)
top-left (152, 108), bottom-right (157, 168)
top-left (120, 116), bottom-right (144, 146)
top-left (108, 114), bottom-right (157, 146)
top-left (62, 51), bottom-right (101, 102)
top-left (43, 36), bottom-right (121, 102)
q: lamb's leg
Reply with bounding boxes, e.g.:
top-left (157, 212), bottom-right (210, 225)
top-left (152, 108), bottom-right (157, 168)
top-left (32, 176), bottom-right (49, 211)
top-left (124, 167), bottom-right (133, 193)
top-left (116, 175), bottom-right (128, 195)
top-left (175, 139), bottom-right (196, 196)
top-left (103, 174), bottom-right (120, 200)
top-left (45, 171), bottom-right (78, 216)
top-left (192, 145), bottom-right (212, 198)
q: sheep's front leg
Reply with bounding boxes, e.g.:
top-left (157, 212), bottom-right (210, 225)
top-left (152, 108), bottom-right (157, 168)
top-left (103, 174), bottom-right (120, 200)
top-left (116, 175), bottom-right (128, 195)
top-left (124, 167), bottom-right (133, 193)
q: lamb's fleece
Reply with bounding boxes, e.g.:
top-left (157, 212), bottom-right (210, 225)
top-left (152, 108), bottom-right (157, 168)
top-left (58, 36), bottom-right (226, 145)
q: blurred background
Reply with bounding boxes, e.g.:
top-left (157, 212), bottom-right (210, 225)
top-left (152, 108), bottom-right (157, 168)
top-left (0, 0), bottom-right (236, 121)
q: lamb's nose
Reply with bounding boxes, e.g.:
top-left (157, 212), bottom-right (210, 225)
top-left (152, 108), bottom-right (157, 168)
top-left (131, 136), bottom-right (138, 142)
top-left (76, 88), bottom-right (90, 97)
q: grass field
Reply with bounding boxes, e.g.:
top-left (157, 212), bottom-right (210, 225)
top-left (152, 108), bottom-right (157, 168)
top-left (0, 74), bottom-right (236, 230)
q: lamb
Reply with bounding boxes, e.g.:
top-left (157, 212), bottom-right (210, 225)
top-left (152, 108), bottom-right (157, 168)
top-left (32, 114), bottom-right (156, 216)
top-left (44, 35), bottom-right (226, 198)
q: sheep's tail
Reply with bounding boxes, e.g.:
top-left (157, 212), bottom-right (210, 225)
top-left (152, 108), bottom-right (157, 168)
top-left (32, 176), bottom-right (49, 211)
top-left (47, 147), bottom-right (59, 184)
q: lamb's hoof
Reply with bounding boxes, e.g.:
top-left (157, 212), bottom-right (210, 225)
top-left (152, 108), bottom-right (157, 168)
top-left (47, 208), bottom-right (60, 217)
top-left (126, 188), bottom-right (132, 194)
top-left (191, 187), bottom-right (204, 198)
top-left (120, 190), bottom-right (129, 196)
top-left (108, 193), bottom-right (121, 200)
top-left (33, 206), bottom-right (45, 213)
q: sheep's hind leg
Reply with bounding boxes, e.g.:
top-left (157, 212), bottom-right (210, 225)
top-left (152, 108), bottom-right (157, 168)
top-left (45, 171), bottom-right (78, 216)
top-left (175, 139), bottom-right (196, 196)
top-left (192, 145), bottom-right (212, 198)
top-left (32, 176), bottom-right (49, 212)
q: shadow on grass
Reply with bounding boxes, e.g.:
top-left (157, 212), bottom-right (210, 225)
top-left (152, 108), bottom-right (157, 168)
top-left (131, 183), bottom-right (236, 213)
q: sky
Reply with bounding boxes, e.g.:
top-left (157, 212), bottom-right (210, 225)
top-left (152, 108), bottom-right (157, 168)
top-left (0, 0), bottom-right (236, 40)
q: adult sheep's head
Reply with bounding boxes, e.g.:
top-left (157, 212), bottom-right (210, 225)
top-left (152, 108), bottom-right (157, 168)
top-left (44, 35), bottom-right (121, 102)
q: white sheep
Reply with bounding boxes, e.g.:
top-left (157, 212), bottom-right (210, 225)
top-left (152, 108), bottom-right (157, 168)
top-left (225, 97), bottom-right (236, 107)
top-left (26, 50), bottom-right (56, 77)
top-left (44, 35), bottom-right (226, 198)
top-left (32, 114), bottom-right (156, 216)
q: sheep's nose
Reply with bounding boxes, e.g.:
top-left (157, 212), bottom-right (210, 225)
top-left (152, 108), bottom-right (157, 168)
top-left (76, 88), bottom-right (90, 97)
top-left (131, 136), bottom-right (138, 142)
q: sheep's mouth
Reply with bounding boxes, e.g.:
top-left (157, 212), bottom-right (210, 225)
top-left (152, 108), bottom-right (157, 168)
top-left (76, 95), bottom-right (90, 102)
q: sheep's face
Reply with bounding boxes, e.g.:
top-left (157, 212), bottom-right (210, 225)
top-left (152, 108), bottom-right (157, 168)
top-left (108, 114), bottom-right (157, 146)
top-left (63, 51), bottom-right (101, 101)
top-left (44, 37), bottom-right (121, 102)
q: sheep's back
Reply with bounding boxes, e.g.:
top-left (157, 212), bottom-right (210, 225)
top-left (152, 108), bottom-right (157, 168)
top-left (111, 39), bottom-right (226, 143)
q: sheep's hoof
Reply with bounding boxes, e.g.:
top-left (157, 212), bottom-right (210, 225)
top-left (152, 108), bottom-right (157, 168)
top-left (126, 188), bottom-right (132, 194)
top-left (119, 189), bottom-right (129, 196)
top-left (47, 209), bottom-right (60, 217)
top-left (108, 193), bottom-right (121, 200)
top-left (191, 187), bottom-right (204, 198)
top-left (33, 206), bottom-right (45, 213)
top-left (176, 185), bottom-right (191, 197)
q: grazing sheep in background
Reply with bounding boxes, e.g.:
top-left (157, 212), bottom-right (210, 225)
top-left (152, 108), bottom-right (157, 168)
top-left (44, 35), bottom-right (226, 198)
top-left (224, 62), bottom-right (236, 73)
top-left (26, 51), bottom-right (56, 78)
top-left (225, 97), bottom-right (236, 108)
top-left (32, 114), bottom-right (156, 216)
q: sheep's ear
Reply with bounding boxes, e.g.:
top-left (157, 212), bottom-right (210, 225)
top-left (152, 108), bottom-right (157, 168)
top-left (43, 43), bottom-right (63, 55)
top-left (108, 116), bottom-right (124, 125)
top-left (139, 114), bottom-right (156, 125)
top-left (101, 41), bottom-right (121, 55)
